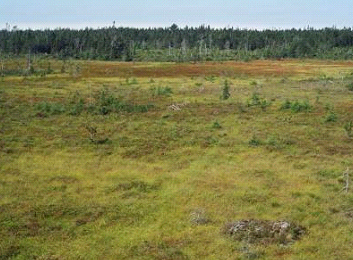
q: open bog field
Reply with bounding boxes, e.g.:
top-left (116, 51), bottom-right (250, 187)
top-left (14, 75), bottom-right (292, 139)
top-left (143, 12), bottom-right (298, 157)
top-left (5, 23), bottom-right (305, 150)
top-left (1, 59), bottom-right (353, 259)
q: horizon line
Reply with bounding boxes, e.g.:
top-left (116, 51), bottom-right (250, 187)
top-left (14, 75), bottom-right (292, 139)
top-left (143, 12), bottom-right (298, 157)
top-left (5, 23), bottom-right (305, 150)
top-left (2, 22), bottom-right (351, 31)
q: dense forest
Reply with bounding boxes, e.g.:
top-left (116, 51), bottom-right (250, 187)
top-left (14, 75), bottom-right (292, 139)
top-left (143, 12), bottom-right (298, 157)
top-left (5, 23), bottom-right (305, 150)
top-left (1, 24), bottom-right (353, 61)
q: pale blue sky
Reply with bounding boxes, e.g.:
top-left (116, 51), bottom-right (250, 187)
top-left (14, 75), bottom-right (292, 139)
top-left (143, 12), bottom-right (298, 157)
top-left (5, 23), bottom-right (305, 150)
top-left (1, 0), bottom-right (353, 30)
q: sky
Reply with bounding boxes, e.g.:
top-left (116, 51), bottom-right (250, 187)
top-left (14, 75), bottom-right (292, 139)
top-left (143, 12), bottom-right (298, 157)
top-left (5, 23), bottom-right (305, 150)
top-left (1, 0), bottom-right (353, 30)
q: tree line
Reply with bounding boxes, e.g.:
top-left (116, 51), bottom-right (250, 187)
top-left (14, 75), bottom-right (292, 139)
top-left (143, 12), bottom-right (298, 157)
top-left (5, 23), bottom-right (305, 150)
top-left (1, 24), bottom-right (353, 61)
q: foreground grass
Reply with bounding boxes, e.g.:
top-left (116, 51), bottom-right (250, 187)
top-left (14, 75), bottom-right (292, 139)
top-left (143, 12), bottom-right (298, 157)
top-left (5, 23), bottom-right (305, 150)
top-left (1, 59), bottom-right (353, 259)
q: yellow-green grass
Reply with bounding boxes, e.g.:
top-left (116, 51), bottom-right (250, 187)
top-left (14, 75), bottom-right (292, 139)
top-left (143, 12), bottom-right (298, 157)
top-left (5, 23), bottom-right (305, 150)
top-left (1, 58), bottom-right (353, 259)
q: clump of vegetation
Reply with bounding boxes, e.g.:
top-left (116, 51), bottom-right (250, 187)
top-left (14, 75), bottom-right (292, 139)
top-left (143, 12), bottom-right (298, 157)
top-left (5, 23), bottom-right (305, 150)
top-left (95, 89), bottom-right (153, 114)
top-left (291, 100), bottom-right (312, 113)
top-left (113, 180), bottom-right (161, 193)
top-left (345, 82), bottom-right (353, 91)
top-left (321, 103), bottom-right (337, 123)
top-left (151, 86), bottom-right (173, 96)
top-left (265, 136), bottom-right (282, 150)
top-left (205, 75), bottom-right (216, 82)
top-left (324, 111), bottom-right (338, 123)
top-left (221, 79), bottom-right (231, 100)
top-left (249, 80), bottom-right (258, 86)
top-left (35, 88), bottom-right (154, 116)
top-left (69, 98), bottom-right (85, 116)
top-left (247, 93), bottom-right (271, 110)
top-left (125, 77), bottom-right (139, 85)
top-left (281, 99), bottom-right (292, 110)
top-left (36, 102), bottom-right (66, 116)
top-left (281, 99), bottom-right (312, 113)
top-left (212, 121), bottom-right (222, 129)
top-left (248, 135), bottom-right (262, 147)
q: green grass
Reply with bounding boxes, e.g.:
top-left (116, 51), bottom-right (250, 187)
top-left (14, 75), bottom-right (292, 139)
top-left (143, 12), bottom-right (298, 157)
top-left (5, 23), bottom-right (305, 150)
top-left (1, 58), bottom-right (353, 259)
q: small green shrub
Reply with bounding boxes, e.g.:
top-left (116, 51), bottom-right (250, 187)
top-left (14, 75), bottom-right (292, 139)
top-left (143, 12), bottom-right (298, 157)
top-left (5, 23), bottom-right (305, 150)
top-left (35, 88), bottom-right (153, 117)
top-left (205, 75), bottom-right (216, 82)
top-left (114, 180), bottom-right (161, 193)
top-left (281, 99), bottom-right (312, 113)
top-left (247, 93), bottom-right (271, 110)
top-left (249, 135), bottom-right (262, 147)
top-left (69, 98), bottom-right (85, 115)
top-left (346, 82), bottom-right (353, 91)
top-left (324, 111), bottom-right (337, 123)
top-left (95, 88), bottom-right (153, 115)
top-left (221, 79), bottom-right (231, 100)
top-left (280, 99), bottom-right (292, 110)
top-left (247, 93), bottom-right (260, 106)
top-left (249, 80), bottom-right (258, 86)
top-left (212, 121), bottom-right (222, 129)
top-left (36, 102), bottom-right (66, 115)
top-left (266, 136), bottom-right (278, 147)
top-left (260, 99), bottom-right (271, 111)
top-left (125, 77), bottom-right (139, 85)
top-left (131, 78), bottom-right (138, 85)
top-left (96, 89), bottom-right (117, 107)
top-left (152, 86), bottom-right (173, 96)
top-left (290, 100), bottom-right (311, 113)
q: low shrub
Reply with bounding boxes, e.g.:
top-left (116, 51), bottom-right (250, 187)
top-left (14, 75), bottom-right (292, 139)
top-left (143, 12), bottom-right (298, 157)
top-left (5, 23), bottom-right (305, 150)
top-left (249, 135), bottom-right (262, 147)
top-left (151, 86), bottom-right (173, 96)
top-left (212, 121), bottom-right (222, 129)
top-left (247, 93), bottom-right (271, 111)
top-left (346, 82), bottom-right (353, 91)
top-left (324, 111), bottom-right (338, 122)
top-left (35, 88), bottom-right (153, 117)
top-left (281, 99), bottom-right (312, 113)
top-left (221, 80), bottom-right (231, 100)
top-left (36, 102), bottom-right (66, 115)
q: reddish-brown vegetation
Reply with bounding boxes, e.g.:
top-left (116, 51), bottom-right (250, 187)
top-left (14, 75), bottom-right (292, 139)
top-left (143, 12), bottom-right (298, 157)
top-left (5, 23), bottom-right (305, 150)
top-left (81, 60), bottom-right (353, 78)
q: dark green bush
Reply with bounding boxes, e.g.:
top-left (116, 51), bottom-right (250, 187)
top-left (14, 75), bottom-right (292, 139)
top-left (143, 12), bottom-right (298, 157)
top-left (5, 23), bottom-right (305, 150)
top-left (281, 99), bottom-right (312, 113)
top-left (249, 135), bottom-right (262, 147)
top-left (221, 80), bottom-right (230, 100)
top-left (247, 93), bottom-right (271, 110)
top-left (324, 112), bottom-right (337, 122)
top-left (280, 100), bottom-right (292, 110)
top-left (290, 100), bottom-right (311, 113)
top-left (346, 82), bottom-right (353, 91)
top-left (35, 88), bottom-right (153, 117)
top-left (212, 121), bottom-right (222, 129)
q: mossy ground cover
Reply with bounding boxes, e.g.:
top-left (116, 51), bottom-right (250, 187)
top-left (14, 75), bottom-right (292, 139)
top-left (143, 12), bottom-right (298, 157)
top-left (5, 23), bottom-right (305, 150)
top-left (1, 59), bottom-right (353, 259)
